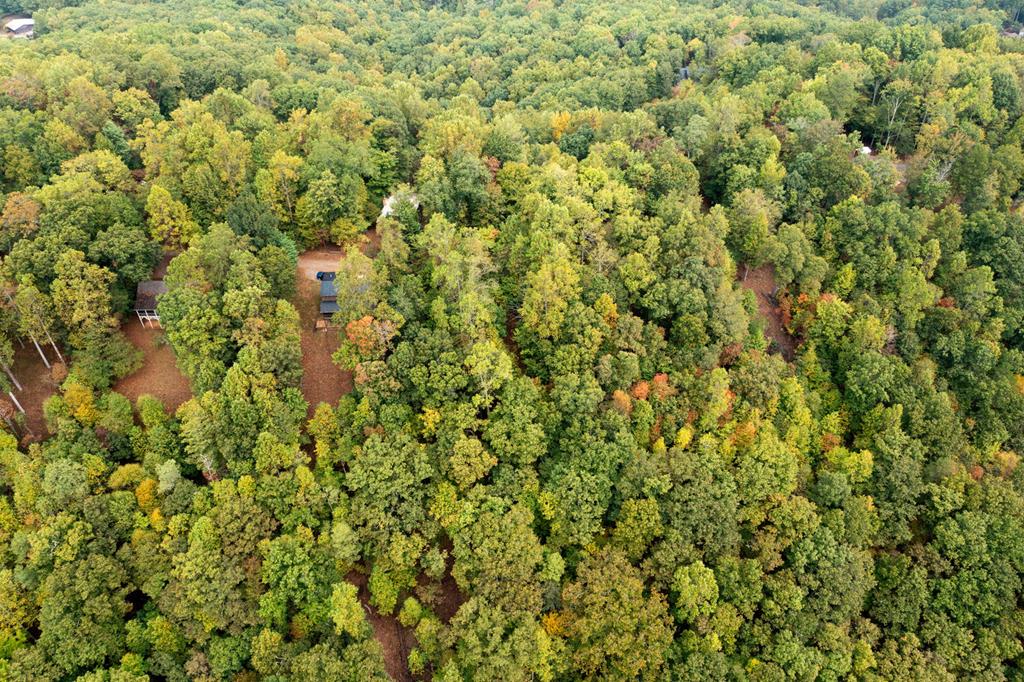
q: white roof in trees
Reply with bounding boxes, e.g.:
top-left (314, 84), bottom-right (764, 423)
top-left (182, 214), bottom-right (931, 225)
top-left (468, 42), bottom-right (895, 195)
top-left (379, 193), bottom-right (419, 219)
top-left (4, 18), bottom-right (34, 32)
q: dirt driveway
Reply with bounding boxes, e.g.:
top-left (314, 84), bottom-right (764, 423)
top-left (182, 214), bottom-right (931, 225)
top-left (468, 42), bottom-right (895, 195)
top-left (294, 255), bottom-right (353, 417)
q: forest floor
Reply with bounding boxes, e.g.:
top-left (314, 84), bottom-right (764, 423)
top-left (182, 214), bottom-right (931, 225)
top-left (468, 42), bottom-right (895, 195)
top-left (9, 341), bottom-right (59, 441)
top-left (346, 551), bottom-right (466, 682)
top-left (738, 264), bottom-right (796, 361)
top-left (113, 322), bottom-right (193, 414)
top-left (110, 249), bottom-right (192, 414)
top-left (423, 547), bottom-right (466, 624)
top-left (6, 250), bottom-right (183, 439)
top-left (346, 570), bottom-right (417, 682)
top-left (153, 249), bottom-right (177, 279)
top-left (893, 158), bottom-right (910, 192)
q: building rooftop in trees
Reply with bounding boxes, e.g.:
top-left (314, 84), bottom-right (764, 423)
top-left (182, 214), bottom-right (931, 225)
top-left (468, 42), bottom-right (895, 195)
top-left (133, 280), bottom-right (166, 328)
top-left (134, 280), bottom-right (167, 311)
top-left (379, 192), bottom-right (419, 219)
top-left (3, 18), bottom-right (34, 37)
top-left (319, 276), bottom-right (339, 320)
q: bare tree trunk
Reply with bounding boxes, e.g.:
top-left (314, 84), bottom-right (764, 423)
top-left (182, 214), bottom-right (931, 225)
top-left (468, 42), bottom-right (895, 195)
top-left (8, 392), bottom-right (24, 414)
top-left (2, 365), bottom-right (21, 392)
top-left (30, 336), bottom-right (50, 369)
top-left (2, 414), bottom-right (15, 435)
top-left (884, 98), bottom-right (902, 149)
top-left (44, 330), bottom-right (64, 364)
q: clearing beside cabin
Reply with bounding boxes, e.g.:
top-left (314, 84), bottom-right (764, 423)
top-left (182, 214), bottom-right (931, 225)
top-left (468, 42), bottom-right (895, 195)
top-left (113, 323), bottom-right (192, 413)
top-left (294, 228), bottom-right (381, 416)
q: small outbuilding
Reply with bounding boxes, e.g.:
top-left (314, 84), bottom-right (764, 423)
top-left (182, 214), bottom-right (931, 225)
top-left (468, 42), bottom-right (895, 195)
top-left (134, 280), bottom-right (167, 327)
top-left (3, 18), bottom-right (34, 38)
top-left (317, 275), bottom-right (340, 328)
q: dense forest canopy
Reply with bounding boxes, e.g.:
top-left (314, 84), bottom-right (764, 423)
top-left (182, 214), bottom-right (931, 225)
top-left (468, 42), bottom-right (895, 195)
top-left (2, 0), bottom-right (1024, 679)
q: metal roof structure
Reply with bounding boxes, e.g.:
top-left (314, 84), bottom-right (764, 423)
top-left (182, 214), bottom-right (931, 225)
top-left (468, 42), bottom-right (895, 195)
top-left (4, 18), bottom-right (34, 32)
top-left (320, 279), bottom-right (337, 300)
top-left (134, 280), bottom-right (167, 311)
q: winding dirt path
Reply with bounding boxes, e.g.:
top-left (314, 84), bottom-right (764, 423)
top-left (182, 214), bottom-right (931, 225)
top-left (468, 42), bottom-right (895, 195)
top-left (346, 570), bottom-right (416, 682)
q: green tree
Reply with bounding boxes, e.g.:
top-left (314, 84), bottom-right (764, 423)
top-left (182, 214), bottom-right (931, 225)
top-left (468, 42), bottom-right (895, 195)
top-left (146, 185), bottom-right (199, 249)
top-left (562, 548), bottom-right (673, 681)
top-left (50, 251), bottom-right (140, 386)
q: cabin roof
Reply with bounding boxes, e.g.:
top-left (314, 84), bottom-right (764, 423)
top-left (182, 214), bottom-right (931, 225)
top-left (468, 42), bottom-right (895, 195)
top-left (134, 280), bottom-right (167, 310)
top-left (4, 18), bottom-right (34, 31)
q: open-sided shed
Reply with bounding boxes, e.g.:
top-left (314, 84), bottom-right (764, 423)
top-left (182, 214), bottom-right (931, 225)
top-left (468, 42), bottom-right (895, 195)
top-left (134, 280), bottom-right (167, 327)
top-left (3, 18), bottom-right (34, 37)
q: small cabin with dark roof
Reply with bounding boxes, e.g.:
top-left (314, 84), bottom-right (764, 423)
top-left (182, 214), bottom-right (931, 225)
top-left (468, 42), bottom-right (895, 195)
top-left (134, 280), bottom-right (167, 327)
top-left (320, 278), bottom-right (340, 317)
top-left (314, 272), bottom-right (339, 329)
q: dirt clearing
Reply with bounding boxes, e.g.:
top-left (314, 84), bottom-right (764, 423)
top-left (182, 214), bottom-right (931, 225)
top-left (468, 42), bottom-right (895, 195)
top-left (294, 231), bottom-right (379, 417)
top-left (738, 264), bottom-right (796, 361)
top-left (421, 555), bottom-right (466, 625)
top-left (9, 342), bottom-right (58, 440)
top-left (152, 250), bottom-right (178, 279)
top-left (894, 157), bottom-right (910, 193)
top-left (113, 323), bottom-right (193, 413)
top-left (341, 554), bottom-right (465, 682)
top-left (297, 245), bottom-right (346, 281)
top-left (295, 246), bottom-right (352, 418)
